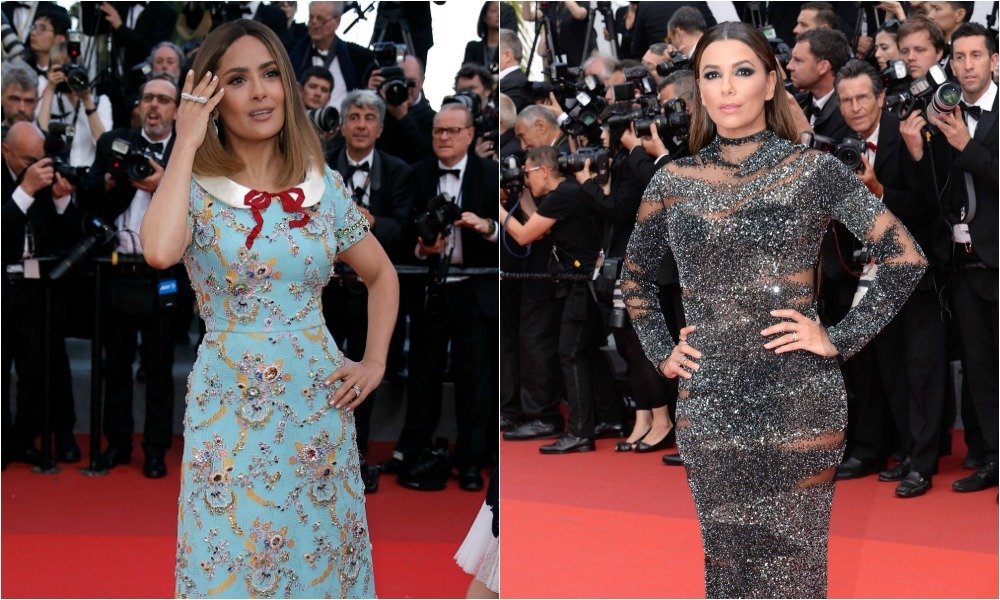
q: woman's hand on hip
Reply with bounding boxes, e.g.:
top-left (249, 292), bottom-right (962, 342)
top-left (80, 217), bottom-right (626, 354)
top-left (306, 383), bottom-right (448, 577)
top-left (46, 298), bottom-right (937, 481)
top-left (660, 325), bottom-right (701, 380)
top-left (324, 358), bottom-right (386, 410)
top-left (762, 309), bottom-right (839, 357)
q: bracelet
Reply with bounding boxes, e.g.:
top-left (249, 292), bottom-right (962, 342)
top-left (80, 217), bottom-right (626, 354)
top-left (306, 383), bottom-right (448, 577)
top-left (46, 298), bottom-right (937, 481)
top-left (484, 219), bottom-right (496, 237)
top-left (85, 106), bottom-right (98, 116)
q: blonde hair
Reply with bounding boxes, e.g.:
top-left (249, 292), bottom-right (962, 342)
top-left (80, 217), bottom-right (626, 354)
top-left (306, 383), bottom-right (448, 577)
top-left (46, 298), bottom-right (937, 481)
top-left (688, 22), bottom-right (801, 153)
top-left (190, 19), bottom-right (323, 188)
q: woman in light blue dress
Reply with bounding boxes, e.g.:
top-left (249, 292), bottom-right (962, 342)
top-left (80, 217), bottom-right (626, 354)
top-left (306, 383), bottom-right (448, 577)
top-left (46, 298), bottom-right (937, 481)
top-left (140, 20), bottom-right (398, 598)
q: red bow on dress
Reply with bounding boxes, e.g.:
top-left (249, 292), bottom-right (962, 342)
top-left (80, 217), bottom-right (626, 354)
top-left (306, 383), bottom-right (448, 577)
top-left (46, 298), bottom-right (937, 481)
top-left (242, 187), bottom-right (310, 249)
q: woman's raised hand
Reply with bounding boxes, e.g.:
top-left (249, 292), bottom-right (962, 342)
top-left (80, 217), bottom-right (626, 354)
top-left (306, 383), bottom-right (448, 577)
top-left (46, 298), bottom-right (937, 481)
top-left (175, 69), bottom-right (225, 149)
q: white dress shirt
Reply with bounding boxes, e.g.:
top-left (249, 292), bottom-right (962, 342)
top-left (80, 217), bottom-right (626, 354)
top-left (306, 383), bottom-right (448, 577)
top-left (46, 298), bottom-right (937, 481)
top-left (117, 131), bottom-right (172, 254)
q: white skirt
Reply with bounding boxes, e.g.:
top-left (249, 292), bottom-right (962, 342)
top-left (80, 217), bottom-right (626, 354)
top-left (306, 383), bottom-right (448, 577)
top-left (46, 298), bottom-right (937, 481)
top-left (454, 501), bottom-right (499, 593)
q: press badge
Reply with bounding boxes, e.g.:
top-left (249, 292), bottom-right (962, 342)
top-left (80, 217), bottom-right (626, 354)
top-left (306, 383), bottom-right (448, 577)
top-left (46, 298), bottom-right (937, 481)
top-left (158, 277), bottom-right (178, 309)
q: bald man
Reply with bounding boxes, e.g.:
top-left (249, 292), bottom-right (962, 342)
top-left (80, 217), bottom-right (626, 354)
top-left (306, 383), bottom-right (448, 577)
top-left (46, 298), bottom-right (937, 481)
top-left (2, 121), bottom-right (81, 468)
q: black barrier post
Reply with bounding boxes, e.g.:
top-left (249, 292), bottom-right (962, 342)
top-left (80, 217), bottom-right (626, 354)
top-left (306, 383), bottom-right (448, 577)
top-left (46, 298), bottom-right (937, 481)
top-left (81, 259), bottom-right (107, 476)
top-left (33, 276), bottom-right (59, 474)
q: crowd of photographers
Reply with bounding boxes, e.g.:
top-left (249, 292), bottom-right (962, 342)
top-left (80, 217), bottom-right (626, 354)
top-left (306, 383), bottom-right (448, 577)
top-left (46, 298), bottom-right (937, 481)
top-left (498, 1), bottom-right (998, 498)
top-left (1, 0), bottom-right (502, 494)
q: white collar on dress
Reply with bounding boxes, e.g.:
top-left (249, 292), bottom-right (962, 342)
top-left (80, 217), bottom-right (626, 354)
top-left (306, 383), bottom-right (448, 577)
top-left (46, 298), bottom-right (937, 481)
top-left (193, 167), bottom-right (326, 208)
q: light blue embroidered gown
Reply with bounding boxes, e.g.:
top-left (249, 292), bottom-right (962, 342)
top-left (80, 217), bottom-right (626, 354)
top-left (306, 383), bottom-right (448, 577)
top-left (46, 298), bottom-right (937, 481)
top-left (173, 166), bottom-right (375, 598)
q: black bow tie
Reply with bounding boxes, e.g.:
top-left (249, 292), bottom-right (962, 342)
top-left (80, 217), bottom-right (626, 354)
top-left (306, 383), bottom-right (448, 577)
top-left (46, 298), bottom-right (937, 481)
top-left (960, 102), bottom-right (985, 120)
top-left (145, 141), bottom-right (165, 154)
top-left (7, 2), bottom-right (30, 9)
top-left (437, 167), bottom-right (461, 179)
top-left (345, 162), bottom-right (370, 178)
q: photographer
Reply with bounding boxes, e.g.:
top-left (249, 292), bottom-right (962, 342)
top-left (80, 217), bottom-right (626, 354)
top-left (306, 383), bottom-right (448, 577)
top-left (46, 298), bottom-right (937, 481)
top-left (25, 8), bottom-right (69, 93)
top-left (77, 74), bottom-right (181, 479)
top-left (371, 53), bottom-right (436, 165)
top-left (832, 60), bottom-right (947, 498)
top-left (666, 5), bottom-right (707, 60)
top-left (503, 105), bottom-right (568, 443)
top-left (148, 41), bottom-right (186, 83)
top-left (96, 1), bottom-right (176, 75)
top-left (395, 103), bottom-right (498, 492)
top-left (498, 28), bottom-right (531, 114)
top-left (325, 90), bottom-right (413, 488)
top-left (300, 65), bottom-right (334, 110)
top-left (789, 28), bottom-right (853, 139)
top-left (1, 59), bottom-right (39, 140)
top-left (901, 23), bottom-right (998, 493)
top-left (499, 144), bottom-right (611, 455)
top-left (2, 121), bottom-right (81, 467)
top-left (898, 16), bottom-right (947, 79)
top-left (37, 41), bottom-right (113, 170)
top-left (454, 63), bottom-right (497, 160)
top-left (288, 1), bottom-right (374, 110)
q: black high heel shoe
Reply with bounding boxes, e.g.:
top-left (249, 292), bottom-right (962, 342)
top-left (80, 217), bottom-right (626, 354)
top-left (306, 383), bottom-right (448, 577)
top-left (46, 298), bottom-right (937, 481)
top-left (634, 426), bottom-right (676, 453)
top-left (615, 428), bottom-right (651, 452)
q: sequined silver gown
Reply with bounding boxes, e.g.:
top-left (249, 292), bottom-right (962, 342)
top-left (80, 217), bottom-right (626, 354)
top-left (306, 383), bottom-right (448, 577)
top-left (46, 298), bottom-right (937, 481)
top-left (622, 131), bottom-right (926, 598)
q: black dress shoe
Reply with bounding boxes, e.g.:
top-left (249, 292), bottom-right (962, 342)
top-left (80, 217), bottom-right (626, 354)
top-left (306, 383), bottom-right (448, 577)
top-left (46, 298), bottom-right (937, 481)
top-left (661, 453), bottom-right (684, 466)
top-left (97, 446), bottom-right (132, 471)
top-left (593, 422), bottom-right (626, 439)
top-left (953, 463), bottom-right (999, 493)
top-left (539, 434), bottom-right (595, 454)
top-left (143, 455), bottom-right (167, 479)
top-left (895, 471), bottom-right (932, 498)
top-left (836, 457), bottom-right (883, 480)
top-left (56, 435), bottom-right (81, 463)
top-left (458, 467), bottom-right (484, 491)
top-left (499, 415), bottom-right (518, 431)
top-left (503, 419), bottom-right (561, 441)
top-left (878, 457), bottom-right (910, 482)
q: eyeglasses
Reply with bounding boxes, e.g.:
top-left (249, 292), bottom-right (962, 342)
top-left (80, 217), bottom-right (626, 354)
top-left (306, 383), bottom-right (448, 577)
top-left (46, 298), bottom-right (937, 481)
top-left (30, 23), bottom-right (52, 33)
top-left (141, 93), bottom-right (176, 105)
top-left (308, 14), bottom-right (337, 25)
top-left (432, 126), bottom-right (469, 138)
top-left (840, 92), bottom-right (876, 108)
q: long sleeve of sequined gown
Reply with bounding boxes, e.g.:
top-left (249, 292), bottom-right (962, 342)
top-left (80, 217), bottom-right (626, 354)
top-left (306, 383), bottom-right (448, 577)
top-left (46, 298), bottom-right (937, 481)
top-left (622, 131), bottom-right (926, 598)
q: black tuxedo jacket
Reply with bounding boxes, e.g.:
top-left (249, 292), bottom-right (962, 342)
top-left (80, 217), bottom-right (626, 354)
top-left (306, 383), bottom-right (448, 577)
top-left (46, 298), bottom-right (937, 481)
top-left (376, 95), bottom-right (436, 165)
top-left (288, 36), bottom-right (373, 92)
top-left (499, 69), bottom-right (532, 114)
top-left (412, 153), bottom-right (498, 317)
top-left (328, 147), bottom-right (414, 261)
top-left (78, 127), bottom-right (176, 229)
top-left (110, 2), bottom-right (176, 73)
top-left (920, 95), bottom-right (1000, 268)
top-left (580, 147), bottom-right (652, 259)
top-left (250, 3), bottom-right (287, 38)
top-left (2, 158), bottom-right (81, 268)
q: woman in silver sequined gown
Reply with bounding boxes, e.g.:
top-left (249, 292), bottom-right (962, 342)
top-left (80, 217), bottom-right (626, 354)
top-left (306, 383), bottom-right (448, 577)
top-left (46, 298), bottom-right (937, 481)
top-left (622, 23), bottom-right (926, 598)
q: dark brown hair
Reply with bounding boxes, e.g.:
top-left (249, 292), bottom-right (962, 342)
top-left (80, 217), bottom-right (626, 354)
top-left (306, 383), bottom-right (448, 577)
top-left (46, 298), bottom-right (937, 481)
top-left (688, 21), bottom-right (801, 153)
top-left (897, 16), bottom-right (947, 53)
top-left (190, 19), bottom-right (322, 188)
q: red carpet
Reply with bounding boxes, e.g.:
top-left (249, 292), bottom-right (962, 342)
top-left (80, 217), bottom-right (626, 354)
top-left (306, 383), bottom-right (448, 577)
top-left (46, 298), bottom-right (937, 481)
top-left (1, 436), bottom-right (485, 599)
top-left (500, 431), bottom-right (999, 598)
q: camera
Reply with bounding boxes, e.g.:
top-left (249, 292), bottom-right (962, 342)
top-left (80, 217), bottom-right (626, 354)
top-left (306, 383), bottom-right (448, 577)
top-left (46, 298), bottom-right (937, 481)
top-left (54, 31), bottom-right (89, 95)
top-left (634, 98), bottom-right (690, 138)
top-left (807, 134), bottom-right (867, 172)
top-left (414, 193), bottom-right (462, 246)
top-left (654, 52), bottom-right (692, 78)
top-left (557, 147), bottom-right (610, 183)
top-left (442, 90), bottom-right (499, 142)
top-left (879, 59), bottom-right (910, 93)
top-left (43, 123), bottom-right (87, 184)
top-left (884, 65), bottom-right (961, 120)
top-left (500, 155), bottom-right (524, 201)
top-left (306, 106), bottom-right (340, 133)
top-left (109, 138), bottom-right (163, 182)
top-left (371, 42), bottom-right (414, 106)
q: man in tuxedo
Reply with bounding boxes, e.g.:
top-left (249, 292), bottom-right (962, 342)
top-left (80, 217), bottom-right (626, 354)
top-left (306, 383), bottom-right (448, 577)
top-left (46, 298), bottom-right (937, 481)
top-left (1, 121), bottom-right (80, 468)
top-left (2, 1), bottom-right (62, 47)
top-left (324, 90), bottom-right (413, 485)
top-left (897, 16), bottom-right (947, 80)
top-left (789, 28), bottom-right (852, 140)
top-left (902, 23), bottom-right (998, 493)
top-left (832, 60), bottom-right (947, 498)
top-left (77, 75), bottom-right (180, 479)
top-left (498, 28), bottom-right (530, 114)
top-left (289, 1), bottom-right (373, 111)
top-left (370, 54), bottom-right (435, 165)
top-left (792, 1), bottom-right (839, 38)
top-left (148, 41), bottom-right (185, 83)
top-left (394, 103), bottom-right (498, 491)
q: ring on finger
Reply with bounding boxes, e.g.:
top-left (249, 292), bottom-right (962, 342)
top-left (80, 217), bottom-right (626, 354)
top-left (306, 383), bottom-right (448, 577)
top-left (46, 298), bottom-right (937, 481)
top-left (351, 384), bottom-right (361, 398)
top-left (792, 331), bottom-right (798, 342)
top-left (181, 92), bottom-right (208, 104)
